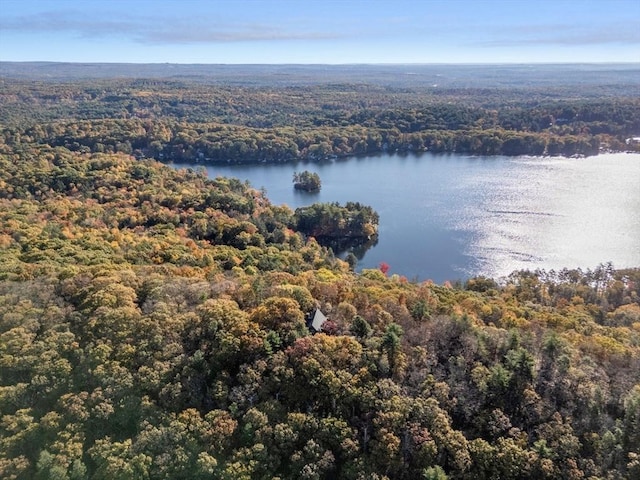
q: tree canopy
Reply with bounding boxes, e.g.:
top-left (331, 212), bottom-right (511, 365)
top-left (1, 144), bottom-right (639, 479)
top-left (1, 76), bottom-right (638, 165)
top-left (1, 70), bottom-right (639, 480)
top-left (293, 171), bottom-right (322, 192)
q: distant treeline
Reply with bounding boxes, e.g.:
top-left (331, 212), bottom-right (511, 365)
top-left (1, 79), bottom-right (639, 162)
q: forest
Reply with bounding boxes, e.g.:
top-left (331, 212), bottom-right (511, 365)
top-left (1, 64), bottom-right (639, 479)
top-left (1, 143), bottom-right (639, 479)
top-left (1, 70), bottom-right (640, 163)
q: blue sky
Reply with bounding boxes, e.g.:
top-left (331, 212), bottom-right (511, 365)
top-left (1, 0), bottom-right (639, 64)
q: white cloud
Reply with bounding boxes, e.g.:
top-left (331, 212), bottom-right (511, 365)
top-left (475, 23), bottom-right (640, 47)
top-left (0, 10), bottom-right (344, 44)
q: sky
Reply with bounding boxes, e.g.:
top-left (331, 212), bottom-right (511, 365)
top-left (1, 0), bottom-right (639, 64)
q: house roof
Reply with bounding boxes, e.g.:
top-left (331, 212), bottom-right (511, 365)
top-left (311, 309), bottom-right (327, 332)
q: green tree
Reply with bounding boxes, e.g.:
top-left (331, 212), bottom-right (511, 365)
top-left (293, 171), bottom-right (321, 192)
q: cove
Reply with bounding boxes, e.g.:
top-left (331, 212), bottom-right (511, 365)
top-left (169, 152), bottom-right (640, 283)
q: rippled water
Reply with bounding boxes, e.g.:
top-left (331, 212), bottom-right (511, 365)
top-left (170, 152), bottom-right (640, 283)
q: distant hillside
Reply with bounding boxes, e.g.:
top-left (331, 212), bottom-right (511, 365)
top-left (2, 71), bottom-right (639, 158)
top-left (1, 61), bottom-right (639, 93)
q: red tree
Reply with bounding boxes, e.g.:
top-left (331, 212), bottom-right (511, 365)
top-left (379, 262), bottom-right (390, 276)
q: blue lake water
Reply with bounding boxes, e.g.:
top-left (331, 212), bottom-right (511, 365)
top-left (169, 152), bottom-right (640, 283)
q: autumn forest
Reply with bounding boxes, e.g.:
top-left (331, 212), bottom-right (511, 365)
top-left (0, 63), bottom-right (639, 479)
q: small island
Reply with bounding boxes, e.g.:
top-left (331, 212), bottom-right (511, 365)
top-left (293, 170), bottom-right (321, 192)
top-left (294, 201), bottom-right (379, 241)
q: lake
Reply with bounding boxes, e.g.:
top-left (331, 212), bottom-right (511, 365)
top-left (169, 152), bottom-right (640, 283)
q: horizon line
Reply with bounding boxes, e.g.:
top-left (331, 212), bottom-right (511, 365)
top-left (2, 60), bottom-right (640, 67)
